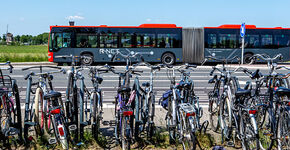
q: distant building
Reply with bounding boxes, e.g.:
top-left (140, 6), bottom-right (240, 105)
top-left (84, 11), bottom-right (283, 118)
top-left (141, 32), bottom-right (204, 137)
top-left (6, 33), bottom-right (13, 44)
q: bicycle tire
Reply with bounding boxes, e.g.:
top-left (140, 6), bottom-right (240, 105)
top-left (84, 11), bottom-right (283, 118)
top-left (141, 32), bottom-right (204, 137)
top-left (34, 88), bottom-right (44, 136)
top-left (92, 92), bottom-right (100, 140)
top-left (239, 110), bottom-right (260, 150)
top-left (209, 78), bottom-right (222, 132)
top-left (181, 112), bottom-right (197, 150)
top-left (147, 92), bottom-right (155, 140)
top-left (259, 108), bottom-right (275, 150)
top-left (277, 109), bottom-right (290, 150)
top-left (167, 95), bottom-right (177, 144)
top-left (12, 82), bottom-right (23, 142)
top-left (121, 116), bottom-right (131, 150)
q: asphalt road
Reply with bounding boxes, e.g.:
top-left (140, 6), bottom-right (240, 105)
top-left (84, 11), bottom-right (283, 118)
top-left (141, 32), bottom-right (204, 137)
top-left (4, 64), bottom-right (290, 108)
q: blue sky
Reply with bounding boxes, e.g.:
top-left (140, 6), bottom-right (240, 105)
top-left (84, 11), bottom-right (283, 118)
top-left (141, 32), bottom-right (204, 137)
top-left (0, 0), bottom-right (288, 35)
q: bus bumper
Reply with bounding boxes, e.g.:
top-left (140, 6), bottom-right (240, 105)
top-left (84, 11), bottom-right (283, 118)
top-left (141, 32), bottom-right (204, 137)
top-left (48, 52), bottom-right (53, 62)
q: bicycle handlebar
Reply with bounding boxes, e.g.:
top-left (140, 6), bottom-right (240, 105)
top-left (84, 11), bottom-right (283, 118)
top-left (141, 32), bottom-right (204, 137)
top-left (0, 61), bottom-right (13, 73)
top-left (24, 68), bottom-right (66, 80)
top-left (251, 54), bottom-right (283, 62)
top-left (22, 65), bottom-right (62, 71)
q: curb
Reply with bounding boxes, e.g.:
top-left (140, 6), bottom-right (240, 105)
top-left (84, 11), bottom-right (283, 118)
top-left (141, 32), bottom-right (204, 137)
top-left (11, 62), bottom-right (56, 66)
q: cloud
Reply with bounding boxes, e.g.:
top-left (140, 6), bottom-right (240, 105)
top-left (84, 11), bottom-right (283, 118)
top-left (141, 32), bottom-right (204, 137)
top-left (19, 17), bottom-right (25, 21)
top-left (146, 18), bottom-right (152, 22)
top-left (66, 15), bottom-right (84, 20)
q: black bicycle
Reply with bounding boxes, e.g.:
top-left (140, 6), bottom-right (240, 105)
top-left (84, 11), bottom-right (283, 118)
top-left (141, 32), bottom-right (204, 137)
top-left (0, 62), bottom-right (22, 147)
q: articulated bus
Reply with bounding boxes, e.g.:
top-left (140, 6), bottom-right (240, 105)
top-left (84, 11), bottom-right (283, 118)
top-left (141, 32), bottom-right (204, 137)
top-left (48, 24), bottom-right (290, 65)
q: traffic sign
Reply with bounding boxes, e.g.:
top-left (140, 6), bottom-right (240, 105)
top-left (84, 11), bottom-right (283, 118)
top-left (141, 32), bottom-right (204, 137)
top-left (240, 23), bottom-right (246, 37)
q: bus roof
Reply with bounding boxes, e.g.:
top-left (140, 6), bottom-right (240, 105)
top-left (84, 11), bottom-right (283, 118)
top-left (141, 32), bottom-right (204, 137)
top-left (50, 24), bottom-right (182, 30)
top-left (204, 24), bottom-right (290, 30)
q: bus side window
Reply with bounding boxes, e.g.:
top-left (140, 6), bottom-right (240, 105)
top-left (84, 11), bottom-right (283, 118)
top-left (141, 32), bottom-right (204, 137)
top-left (157, 34), bottom-right (179, 48)
top-left (76, 33), bottom-right (89, 48)
top-left (53, 33), bottom-right (63, 49)
top-left (121, 33), bottom-right (132, 48)
top-left (274, 34), bottom-right (289, 48)
top-left (261, 34), bottom-right (273, 48)
top-left (218, 34), bottom-right (237, 49)
top-left (63, 33), bottom-right (71, 48)
top-left (88, 34), bottom-right (98, 48)
top-left (137, 34), bottom-right (155, 48)
top-left (240, 35), bottom-right (259, 48)
top-left (207, 34), bottom-right (217, 48)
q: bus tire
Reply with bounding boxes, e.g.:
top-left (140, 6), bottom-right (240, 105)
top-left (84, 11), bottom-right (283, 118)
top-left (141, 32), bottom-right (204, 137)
top-left (161, 53), bottom-right (175, 65)
top-left (81, 54), bottom-right (93, 66)
top-left (244, 53), bottom-right (253, 64)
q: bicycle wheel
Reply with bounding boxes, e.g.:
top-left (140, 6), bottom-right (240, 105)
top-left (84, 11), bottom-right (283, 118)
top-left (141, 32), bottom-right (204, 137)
top-left (239, 111), bottom-right (260, 150)
top-left (209, 91), bottom-right (220, 132)
top-left (121, 116), bottom-right (131, 150)
top-left (277, 109), bottom-right (290, 150)
top-left (66, 75), bottom-right (79, 141)
top-left (181, 114), bottom-right (196, 150)
top-left (34, 88), bottom-right (45, 136)
top-left (167, 96), bottom-right (176, 144)
top-left (11, 82), bottom-right (23, 142)
top-left (92, 92), bottom-right (100, 140)
top-left (220, 95), bottom-right (232, 141)
top-left (147, 92), bottom-right (155, 140)
top-left (259, 108), bottom-right (275, 150)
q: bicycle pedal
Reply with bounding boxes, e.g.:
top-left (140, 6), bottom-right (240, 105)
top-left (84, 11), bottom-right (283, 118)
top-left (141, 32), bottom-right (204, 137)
top-left (48, 138), bottom-right (57, 145)
top-left (168, 125), bottom-right (176, 129)
top-left (68, 124), bottom-right (77, 131)
top-left (136, 120), bottom-right (143, 125)
top-left (227, 141), bottom-right (234, 147)
top-left (24, 122), bottom-right (37, 126)
top-left (80, 122), bottom-right (88, 126)
top-left (7, 127), bottom-right (19, 136)
top-left (102, 121), bottom-right (109, 126)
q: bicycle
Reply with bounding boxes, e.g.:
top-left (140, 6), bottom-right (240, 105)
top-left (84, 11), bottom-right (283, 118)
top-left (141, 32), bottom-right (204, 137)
top-left (108, 50), bottom-right (144, 150)
top-left (77, 65), bottom-right (110, 141)
top-left (55, 55), bottom-right (90, 142)
top-left (22, 65), bottom-right (70, 149)
top-left (0, 61), bottom-right (22, 146)
top-left (160, 63), bottom-right (202, 150)
top-left (247, 54), bottom-right (288, 150)
top-left (132, 62), bottom-right (162, 140)
top-left (206, 56), bottom-right (247, 145)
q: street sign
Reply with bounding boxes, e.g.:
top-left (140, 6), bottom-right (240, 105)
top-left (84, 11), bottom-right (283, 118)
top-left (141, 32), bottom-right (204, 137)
top-left (241, 23), bottom-right (246, 64)
top-left (240, 23), bottom-right (246, 37)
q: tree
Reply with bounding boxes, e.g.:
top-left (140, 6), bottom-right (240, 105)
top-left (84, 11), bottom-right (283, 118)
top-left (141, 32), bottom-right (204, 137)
top-left (2, 34), bottom-right (6, 42)
top-left (20, 35), bottom-right (28, 43)
top-left (15, 35), bottom-right (20, 43)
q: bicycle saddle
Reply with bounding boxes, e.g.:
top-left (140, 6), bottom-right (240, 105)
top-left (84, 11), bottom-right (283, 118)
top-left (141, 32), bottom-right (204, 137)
top-left (235, 89), bottom-right (251, 97)
top-left (44, 91), bottom-right (62, 99)
top-left (117, 85), bottom-right (131, 93)
top-left (274, 87), bottom-right (290, 96)
top-left (250, 69), bottom-right (262, 79)
top-left (142, 82), bottom-right (150, 87)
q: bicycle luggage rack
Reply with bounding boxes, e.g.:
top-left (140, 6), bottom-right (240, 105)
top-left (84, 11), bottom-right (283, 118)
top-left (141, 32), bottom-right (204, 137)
top-left (0, 75), bottom-right (13, 92)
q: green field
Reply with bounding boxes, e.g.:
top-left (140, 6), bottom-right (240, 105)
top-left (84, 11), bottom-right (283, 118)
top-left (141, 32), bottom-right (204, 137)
top-left (0, 45), bottom-right (48, 62)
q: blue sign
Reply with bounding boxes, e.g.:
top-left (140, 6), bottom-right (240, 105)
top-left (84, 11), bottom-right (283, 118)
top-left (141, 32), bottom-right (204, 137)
top-left (240, 23), bottom-right (246, 37)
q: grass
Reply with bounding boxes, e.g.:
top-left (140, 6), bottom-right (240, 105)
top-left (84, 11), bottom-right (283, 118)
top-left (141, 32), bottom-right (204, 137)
top-left (0, 45), bottom-right (48, 62)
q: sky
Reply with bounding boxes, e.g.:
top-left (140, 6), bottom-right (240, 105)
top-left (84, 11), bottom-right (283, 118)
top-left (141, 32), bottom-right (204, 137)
top-left (0, 0), bottom-right (289, 36)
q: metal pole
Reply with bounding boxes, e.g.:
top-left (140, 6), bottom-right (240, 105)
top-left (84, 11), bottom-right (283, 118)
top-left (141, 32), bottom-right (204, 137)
top-left (241, 36), bottom-right (244, 64)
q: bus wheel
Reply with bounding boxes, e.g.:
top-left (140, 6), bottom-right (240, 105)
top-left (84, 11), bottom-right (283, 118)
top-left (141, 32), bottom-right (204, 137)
top-left (161, 53), bottom-right (175, 65)
top-left (81, 54), bottom-right (93, 66)
top-left (244, 53), bottom-right (253, 64)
